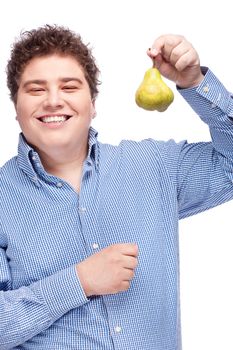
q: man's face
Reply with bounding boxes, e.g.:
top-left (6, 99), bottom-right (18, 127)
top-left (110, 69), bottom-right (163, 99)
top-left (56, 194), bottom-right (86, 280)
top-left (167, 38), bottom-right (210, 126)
top-left (15, 54), bottom-right (96, 155)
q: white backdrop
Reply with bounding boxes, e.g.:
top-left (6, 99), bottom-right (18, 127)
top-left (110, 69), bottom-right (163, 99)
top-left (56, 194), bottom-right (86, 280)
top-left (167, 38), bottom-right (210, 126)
top-left (0, 1), bottom-right (233, 348)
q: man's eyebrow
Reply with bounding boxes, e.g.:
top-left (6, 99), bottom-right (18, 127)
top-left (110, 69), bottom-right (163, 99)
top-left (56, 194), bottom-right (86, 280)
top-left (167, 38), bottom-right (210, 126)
top-left (22, 80), bottom-right (46, 88)
top-left (22, 77), bottom-right (84, 89)
top-left (61, 77), bottom-right (83, 84)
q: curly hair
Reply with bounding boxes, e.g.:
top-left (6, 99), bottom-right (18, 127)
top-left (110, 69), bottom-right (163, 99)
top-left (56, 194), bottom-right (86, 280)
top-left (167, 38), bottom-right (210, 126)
top-left (6, 24), bottom-right (101, 103)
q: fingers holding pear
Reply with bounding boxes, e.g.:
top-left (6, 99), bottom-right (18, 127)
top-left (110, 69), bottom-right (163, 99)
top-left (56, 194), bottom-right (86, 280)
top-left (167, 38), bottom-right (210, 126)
top-left (147, 34), bottom-right (204, 88)
top-left (135, 34), bottom-right (205, 112)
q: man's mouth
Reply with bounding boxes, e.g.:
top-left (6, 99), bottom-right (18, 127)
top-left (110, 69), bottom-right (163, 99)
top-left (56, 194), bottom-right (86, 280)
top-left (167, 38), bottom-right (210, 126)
top-left (38, 115), bottom-right (72, 123)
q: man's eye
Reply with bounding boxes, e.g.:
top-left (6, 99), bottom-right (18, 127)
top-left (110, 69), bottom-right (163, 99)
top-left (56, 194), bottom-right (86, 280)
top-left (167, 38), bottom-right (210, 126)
top-left (63, 86), bottom-right (78, 91)
top-left (28, 88), bottom-right (44, 93)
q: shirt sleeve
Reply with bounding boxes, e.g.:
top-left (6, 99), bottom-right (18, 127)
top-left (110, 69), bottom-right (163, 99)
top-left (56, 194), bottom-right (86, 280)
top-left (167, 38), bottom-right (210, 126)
top-left (176, 67), bottom-right (233, 218)
top-left (0, 228), bottom-right (89, 349)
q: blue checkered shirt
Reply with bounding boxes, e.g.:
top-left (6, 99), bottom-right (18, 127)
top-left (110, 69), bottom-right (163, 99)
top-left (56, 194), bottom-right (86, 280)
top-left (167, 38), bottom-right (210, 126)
top-left (1, 68), bottom-right (233, 349)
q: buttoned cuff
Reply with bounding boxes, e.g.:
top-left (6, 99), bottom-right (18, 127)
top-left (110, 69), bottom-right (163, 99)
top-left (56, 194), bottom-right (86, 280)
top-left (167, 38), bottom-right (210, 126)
top-left (39, 265), bottom-right (89, 319)
top-left (178, 67), bottom-right (233, 125)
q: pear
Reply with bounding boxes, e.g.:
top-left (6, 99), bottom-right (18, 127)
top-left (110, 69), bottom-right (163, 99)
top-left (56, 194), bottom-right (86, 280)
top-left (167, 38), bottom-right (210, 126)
top-left (135, 66), bottom-right (174, 112)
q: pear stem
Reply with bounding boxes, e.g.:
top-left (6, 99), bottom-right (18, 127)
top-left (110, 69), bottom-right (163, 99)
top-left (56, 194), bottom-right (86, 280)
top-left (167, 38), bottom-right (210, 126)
top-left (152, 58), bottom-right (156, 68)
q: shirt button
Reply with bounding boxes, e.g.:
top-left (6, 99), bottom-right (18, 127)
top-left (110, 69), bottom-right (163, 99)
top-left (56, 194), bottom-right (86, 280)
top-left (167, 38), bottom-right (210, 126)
top-left (203, 86), bottom-right (209, 93)
top-left (56, 182), bottom-right (63, 188)
top-left (211, 103), bottom-right (216, 108)
top-left (32, 155), bottom-right (37, 161)
top-left (32, 176), bottom-right (38, 181)
top-left (114, 326), bottom-right (122, 333)
top-left (92, 243), bottom-right (99, 249)
top-left (79, 207), bottom-right (87, 213)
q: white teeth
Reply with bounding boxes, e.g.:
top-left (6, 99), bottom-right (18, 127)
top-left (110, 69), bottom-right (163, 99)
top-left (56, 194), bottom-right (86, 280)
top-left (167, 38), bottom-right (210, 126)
top-left (41, 115), bottom-right (68, 123)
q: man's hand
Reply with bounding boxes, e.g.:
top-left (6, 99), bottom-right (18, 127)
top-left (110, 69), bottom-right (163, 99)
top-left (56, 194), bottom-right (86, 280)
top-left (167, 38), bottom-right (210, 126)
top-left (76, 243), bottom-right (138, 297)
top-left (147, 34), bottom-right (204, 89)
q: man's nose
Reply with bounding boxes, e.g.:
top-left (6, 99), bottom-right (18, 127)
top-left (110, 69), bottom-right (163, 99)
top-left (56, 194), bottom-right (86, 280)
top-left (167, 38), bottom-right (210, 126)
top-left (43, 90), bottom-right (64, 109)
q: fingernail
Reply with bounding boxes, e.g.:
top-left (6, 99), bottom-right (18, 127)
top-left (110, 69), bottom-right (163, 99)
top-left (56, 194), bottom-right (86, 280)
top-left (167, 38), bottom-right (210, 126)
top-left (150, 48), bottom-right (158, 55)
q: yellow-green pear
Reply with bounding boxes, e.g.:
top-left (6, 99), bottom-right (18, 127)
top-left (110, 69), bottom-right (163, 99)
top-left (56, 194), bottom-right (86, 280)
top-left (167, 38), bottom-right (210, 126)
top-left (135, 66), bottom-right (174, 112)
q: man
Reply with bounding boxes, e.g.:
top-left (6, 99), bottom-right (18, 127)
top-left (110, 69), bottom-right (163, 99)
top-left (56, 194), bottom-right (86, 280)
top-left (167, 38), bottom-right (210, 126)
top-left (0, 24), bottom-right (233, 349)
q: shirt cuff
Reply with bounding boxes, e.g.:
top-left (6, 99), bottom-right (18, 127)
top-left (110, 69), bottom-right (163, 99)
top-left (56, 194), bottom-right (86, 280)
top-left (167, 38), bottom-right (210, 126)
top-left (38, 265), bottom-right (89, 319)
top-left (178, 67), bottom-right (233, 124)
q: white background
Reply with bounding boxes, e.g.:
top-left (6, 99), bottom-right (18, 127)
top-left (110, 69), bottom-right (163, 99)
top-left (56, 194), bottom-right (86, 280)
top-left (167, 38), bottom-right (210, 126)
top-left (0, 1), bottom-right (233, 348)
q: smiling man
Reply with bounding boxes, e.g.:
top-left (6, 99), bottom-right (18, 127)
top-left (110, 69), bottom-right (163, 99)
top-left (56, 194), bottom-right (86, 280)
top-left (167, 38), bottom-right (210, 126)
top-left (1, 25), bottom-right (233, 350)
top-left (16, 53), bottom-right (96, 192)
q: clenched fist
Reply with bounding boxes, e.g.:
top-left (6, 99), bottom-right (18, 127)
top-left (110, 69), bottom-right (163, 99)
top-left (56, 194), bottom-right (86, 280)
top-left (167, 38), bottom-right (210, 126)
top-left (76, 243), bottom-right (139, 297)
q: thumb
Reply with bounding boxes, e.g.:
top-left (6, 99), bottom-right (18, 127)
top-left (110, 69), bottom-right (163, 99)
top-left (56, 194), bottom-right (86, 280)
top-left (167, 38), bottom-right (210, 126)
top-left (147, 49), bottom-right (163, 70)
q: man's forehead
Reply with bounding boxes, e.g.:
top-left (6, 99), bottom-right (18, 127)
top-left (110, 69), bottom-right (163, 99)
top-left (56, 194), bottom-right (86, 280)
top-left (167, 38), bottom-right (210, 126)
top-left (19, 55), bottom-right (85, 84)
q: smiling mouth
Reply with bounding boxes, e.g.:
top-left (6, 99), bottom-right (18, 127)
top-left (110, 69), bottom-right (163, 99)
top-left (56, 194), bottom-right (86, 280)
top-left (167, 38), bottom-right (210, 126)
top-left (38, 115), bottom-right (72, 123)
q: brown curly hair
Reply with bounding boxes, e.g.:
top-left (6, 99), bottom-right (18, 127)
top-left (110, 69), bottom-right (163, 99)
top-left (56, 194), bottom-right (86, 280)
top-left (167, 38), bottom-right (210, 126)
top-left (6, 24), bottom-right (101, 103)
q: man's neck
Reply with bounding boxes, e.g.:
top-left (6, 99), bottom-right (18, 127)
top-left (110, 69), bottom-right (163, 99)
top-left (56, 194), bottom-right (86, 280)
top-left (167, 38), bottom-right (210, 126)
top-left (37, 145), bottom-right (88, 192)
